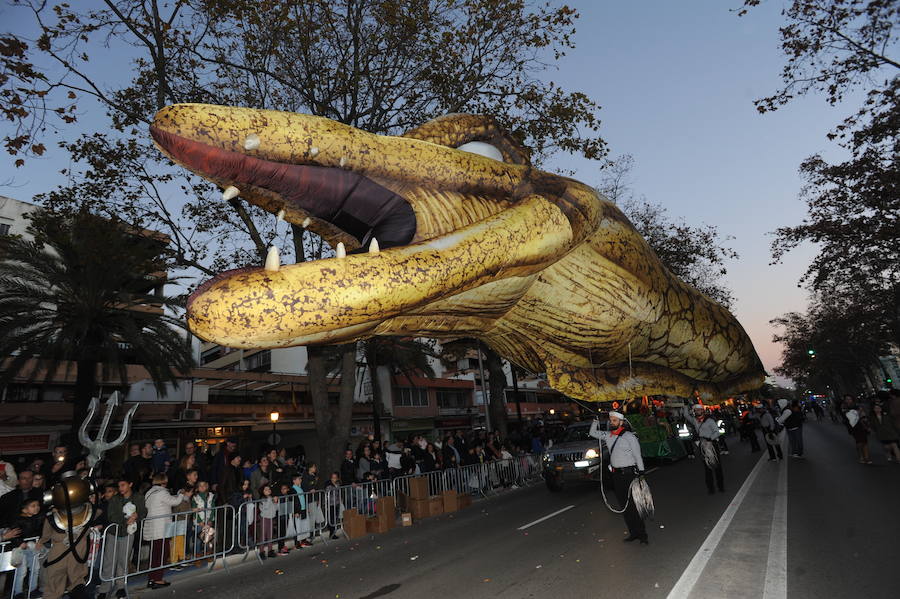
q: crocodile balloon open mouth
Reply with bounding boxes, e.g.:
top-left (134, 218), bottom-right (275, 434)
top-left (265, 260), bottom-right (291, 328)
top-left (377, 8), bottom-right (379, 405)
top-left (152, 103), bottom-right (766, 401)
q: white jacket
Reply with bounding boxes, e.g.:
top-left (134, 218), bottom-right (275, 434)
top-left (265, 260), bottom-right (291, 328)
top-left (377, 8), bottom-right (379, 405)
top-left (143, 485), bottom-right (184, 541)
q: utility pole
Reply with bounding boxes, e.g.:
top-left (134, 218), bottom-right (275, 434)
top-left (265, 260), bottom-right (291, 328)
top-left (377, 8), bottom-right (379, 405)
top-left (511, 365), bottom-right (523, 424)
top-left (476, 342), bottom-right (491, 432)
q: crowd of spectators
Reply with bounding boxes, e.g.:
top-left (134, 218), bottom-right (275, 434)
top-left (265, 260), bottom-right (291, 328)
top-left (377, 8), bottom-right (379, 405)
top-left (0, 424), bottom-right (551, 597)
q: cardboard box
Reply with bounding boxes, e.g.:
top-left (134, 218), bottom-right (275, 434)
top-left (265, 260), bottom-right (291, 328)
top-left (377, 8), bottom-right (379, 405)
top-left (441, 489), bottom-right (459, 513)
top-left (401, 512), bottom-right (412, 527)
top-left (408, 497), bottom-right (430, 521)
top-left (365, 515), bottom-right (390, 534)
top-left (375, 496), bottom-right (397, 530)
top-left (458, 493), bottom-right (473, 509)
top-left (376, 495), bottom-right (396, 528)
top-left (342, 509), bottom-right (367, 539)
top-left (428, 495), bottom-right (443, 517)
top-left (408, 476), bottom-right (429, 500)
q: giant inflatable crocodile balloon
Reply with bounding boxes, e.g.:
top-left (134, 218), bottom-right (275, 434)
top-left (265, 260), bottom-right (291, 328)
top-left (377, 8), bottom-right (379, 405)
top-left (151, 104), bottom-right (765, 401)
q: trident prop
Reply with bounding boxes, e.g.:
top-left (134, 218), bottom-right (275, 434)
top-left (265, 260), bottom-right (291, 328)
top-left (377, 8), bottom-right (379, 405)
top-left (77, 391), bottom-right (139, 476)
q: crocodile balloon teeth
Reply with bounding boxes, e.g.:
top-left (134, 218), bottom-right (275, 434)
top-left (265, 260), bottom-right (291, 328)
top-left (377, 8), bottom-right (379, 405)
top-left (222, 186), bottom-right (240, 201)
top-left (264, 246), bottom-right (280, 272)
top-left (243, 133), bottom-right (260, 150)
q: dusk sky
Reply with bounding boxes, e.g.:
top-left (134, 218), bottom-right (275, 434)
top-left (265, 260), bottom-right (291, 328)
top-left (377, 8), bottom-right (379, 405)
top-left (2, 1), bottom-right (859, 384)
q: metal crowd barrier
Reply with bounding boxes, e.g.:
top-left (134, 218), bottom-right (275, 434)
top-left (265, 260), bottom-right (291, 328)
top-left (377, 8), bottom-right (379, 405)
top-left (97, 503), bottom-right (235, 591)
top-left (237, 490), bottom-right (330, 562)
top-left (328, 454), bottom-right (545, 532)
top-left (82, 453), bottom-right (545, 587)
top-left (3, 536), bottom-right (40, 599)
top-left (0, 530), bottom-right (103, 599)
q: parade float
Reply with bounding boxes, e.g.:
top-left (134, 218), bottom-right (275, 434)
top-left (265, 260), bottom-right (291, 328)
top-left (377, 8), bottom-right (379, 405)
top-left (150, 104), bottom-right (765, 406)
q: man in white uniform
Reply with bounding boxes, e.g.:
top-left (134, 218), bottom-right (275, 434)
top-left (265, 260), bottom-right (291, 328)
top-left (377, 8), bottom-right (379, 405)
top-left (589, 411), bottom-right (648, 544)
top-left (683, 404), bottom-right (725, 494)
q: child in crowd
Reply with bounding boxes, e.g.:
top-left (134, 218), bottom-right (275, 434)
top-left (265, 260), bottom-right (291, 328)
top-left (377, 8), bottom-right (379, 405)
top-left (239, 479), bottom-right (254, 547)
top-left (291, 475), bottom-right (313, 548)
top-left (324, 472), bottom-right (342, 540)
top-left (276, 483), bottom-right (293, 555)
top-left (192, 481), bottom-right (216, 559)
top-left (151, 439), bottom-right (171, 475)
top-left (257, 484), bottom-right (277, 559)
top-left (10, 498), bottom-right (44, 599)
top-left (169, 484), bottom-right (193, 570)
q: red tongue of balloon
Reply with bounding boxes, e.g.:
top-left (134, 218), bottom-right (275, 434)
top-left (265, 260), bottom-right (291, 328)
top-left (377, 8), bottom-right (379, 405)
top-left (149, 126), bottom-right (416, 248)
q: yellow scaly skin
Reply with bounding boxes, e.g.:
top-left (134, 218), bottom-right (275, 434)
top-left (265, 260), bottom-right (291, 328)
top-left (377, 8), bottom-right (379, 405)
top-left (152, 104), bottom-right (765, 401)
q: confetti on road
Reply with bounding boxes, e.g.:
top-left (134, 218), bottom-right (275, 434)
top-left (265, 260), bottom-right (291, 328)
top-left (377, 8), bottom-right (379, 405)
top-left (535, 565), bottom-right (542, 569)
top-left (410, 555), bottom-right (419, 561)
top-left (274, 569), bottom-right (284, 575)
top-left (654, 583), bottom-right (660, 588)
top-left (483, 579), bottom-right (491, 583)
top-left (660, 525), bottom-right (665, 529)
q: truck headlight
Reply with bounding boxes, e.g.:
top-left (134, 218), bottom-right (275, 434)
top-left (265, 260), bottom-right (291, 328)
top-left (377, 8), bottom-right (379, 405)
top-left (584, 448), bottom-right (599, 459)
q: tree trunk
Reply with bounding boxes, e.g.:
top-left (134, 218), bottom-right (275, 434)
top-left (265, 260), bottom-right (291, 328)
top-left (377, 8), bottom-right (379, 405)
top-left (73, 360), bottom-right (97, 450)
top-left (484, 348), bottom-right (508, 438)
top-left (308, 344), bottom-right (358, 480)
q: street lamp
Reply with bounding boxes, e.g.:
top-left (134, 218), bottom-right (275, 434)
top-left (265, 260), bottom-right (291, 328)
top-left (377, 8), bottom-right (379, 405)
top-left (270, 411), bottom-right (280, 447)
top-left (549, 408), bottom-right (556, 415)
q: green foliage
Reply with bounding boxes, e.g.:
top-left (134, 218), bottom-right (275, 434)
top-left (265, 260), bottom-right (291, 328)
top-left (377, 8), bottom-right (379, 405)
top-left (770, 294), bottom-right (889, 394)
top-left (740, 0), bottom-right (899, 113)
top-left (746, 0), bottom-right (900, 364)
top-left (0, 209), bottom-right (196, 431)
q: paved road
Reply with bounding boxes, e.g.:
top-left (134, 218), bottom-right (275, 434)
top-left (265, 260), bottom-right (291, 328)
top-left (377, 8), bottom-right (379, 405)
top-left (130, 421), bottom-right (900, 599)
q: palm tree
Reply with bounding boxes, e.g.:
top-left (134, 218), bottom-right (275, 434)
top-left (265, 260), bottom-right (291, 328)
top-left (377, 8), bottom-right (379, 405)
top-left (0, 209), bottom-right (195, 442)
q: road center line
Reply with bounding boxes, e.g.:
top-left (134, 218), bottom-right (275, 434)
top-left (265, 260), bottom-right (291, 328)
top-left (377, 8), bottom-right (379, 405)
top-left (665, 453), bottom-right (768, 599)
top-left (763, 450), bottom-right (788, 599)
top-left (517, 505), bottom-right (575, 530)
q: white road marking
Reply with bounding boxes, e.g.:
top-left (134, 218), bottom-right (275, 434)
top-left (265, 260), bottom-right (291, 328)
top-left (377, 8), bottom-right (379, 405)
top-left (665, 453), bottom-right (768, 599)
top-left (763, 451), bottom-right (788, 599)
top-left (517, 505), bottom-right (576, 530)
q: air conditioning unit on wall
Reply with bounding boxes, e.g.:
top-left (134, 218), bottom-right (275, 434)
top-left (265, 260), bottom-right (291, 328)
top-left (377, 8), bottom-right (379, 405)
top-left (180, 409), bottom-right (201, 421)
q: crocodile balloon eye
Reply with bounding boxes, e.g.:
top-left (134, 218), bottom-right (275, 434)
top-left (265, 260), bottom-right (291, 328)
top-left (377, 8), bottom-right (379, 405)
top-left (456, 141), bottom-right (504, 162)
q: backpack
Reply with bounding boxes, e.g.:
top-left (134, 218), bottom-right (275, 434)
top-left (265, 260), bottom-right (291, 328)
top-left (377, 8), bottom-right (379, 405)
top-left (784, 411), bottom-right (803, 429)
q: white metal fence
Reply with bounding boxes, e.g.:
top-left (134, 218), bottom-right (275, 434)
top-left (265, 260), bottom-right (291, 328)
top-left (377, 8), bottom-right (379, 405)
top-left (96, 503), bottom-right (235, 592)
top-left (2, 454), bottom-right (544, 596)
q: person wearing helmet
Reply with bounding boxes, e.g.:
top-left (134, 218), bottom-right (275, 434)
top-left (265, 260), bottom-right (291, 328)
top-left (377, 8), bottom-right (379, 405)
top-left (683, 403), bottom-right (725, 494)
top-left (589, 411), bottom-right (648, 544)
top-left (39, 473), bottom-right (96, 599)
